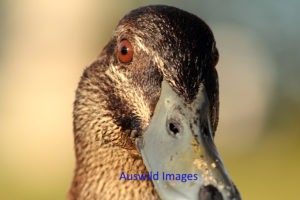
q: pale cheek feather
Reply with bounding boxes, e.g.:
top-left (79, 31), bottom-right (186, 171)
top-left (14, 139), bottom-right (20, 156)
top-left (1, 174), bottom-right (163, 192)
top-left (134, 35), bottom-right (150, 54)
top-left (105, 65), bottom-right (152, 128)
top-left (134, 34), bottom-right (167, 76)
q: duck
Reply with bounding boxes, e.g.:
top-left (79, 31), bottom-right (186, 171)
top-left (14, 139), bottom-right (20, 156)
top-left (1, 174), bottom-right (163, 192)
top-left (68, 5), bottom-right (241, 200)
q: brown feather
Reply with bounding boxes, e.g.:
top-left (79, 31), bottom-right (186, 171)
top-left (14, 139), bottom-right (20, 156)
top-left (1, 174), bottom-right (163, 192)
top-left (69, 5), bottom-right (219, 200)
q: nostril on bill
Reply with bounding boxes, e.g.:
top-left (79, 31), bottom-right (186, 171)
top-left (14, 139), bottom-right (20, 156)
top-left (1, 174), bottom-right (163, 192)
top-left (169, 123), bottom-right (179, 135)
top-left (198, 185), bottom-right (223, 200)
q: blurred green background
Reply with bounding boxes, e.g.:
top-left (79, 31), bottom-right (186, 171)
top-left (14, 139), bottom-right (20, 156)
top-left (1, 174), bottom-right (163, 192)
top-left (0, 0), bottom-right (299, 199)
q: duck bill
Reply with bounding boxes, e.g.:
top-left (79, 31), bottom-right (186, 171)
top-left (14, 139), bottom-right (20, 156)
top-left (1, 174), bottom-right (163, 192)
top-left (137, 80), bottom-right (241, 200)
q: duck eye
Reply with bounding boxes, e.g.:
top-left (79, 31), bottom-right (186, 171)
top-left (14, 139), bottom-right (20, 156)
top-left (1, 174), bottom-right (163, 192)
top-left (118, 39), bottom-right (133, 63)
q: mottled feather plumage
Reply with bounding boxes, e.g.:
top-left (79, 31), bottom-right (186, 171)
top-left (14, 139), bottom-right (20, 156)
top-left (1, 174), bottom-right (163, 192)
top-left (68, 5), bottom-right (219, 200)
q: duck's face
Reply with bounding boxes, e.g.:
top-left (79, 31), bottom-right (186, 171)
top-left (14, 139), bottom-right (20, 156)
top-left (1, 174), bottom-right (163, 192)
top-left (99, 6), bottom-right (219, 137)
top-left (76, 5), bottom-right (240, 200)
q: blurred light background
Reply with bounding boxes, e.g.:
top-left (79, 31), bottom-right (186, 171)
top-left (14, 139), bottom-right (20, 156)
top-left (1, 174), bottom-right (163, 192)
top-left (0, 0), bottom-right (299, 199)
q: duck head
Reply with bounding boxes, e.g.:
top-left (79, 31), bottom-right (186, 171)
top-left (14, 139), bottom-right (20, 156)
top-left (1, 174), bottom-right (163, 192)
top-left (69, 5), bottom-right (241, 200)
